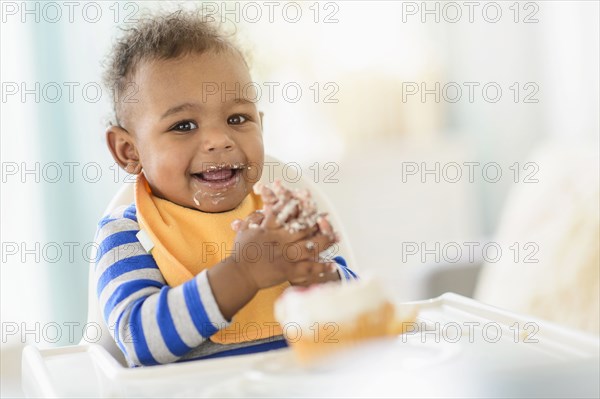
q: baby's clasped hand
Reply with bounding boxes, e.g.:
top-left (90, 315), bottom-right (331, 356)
top-left (232, 180), bottom-right (340, 289)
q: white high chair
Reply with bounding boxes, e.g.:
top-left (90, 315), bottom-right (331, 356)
top-left (21, 155), bottom-right (357, 397)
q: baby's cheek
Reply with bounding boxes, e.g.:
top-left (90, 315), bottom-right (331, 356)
top-left (244, 165), bottom-right (260, 184)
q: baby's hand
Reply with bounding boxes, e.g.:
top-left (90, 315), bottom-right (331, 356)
top-left (287, 258), bottom-right (340, 287)
top-left (231, 180), bottom-right (341, 288)
top-left (251, 180), bottom-right (338, 240)
top-left (232, 212), bottom-right (338, 290)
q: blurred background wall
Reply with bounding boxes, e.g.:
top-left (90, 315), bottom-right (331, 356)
top-left (1, 0), bottom-right (598, 374)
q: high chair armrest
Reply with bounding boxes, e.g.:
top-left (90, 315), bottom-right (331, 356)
top-left (413, 258), bottom-right (484, 299)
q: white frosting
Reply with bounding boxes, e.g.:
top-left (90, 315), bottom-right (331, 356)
top-left (254, 180), bottom-right (321, 233)
top-left (275, 278), bottom-right (389, 328)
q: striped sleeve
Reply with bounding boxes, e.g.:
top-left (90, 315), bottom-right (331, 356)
top-left (94, 204), bottom-right (229, 367)
top-left (333, 256), bottom-right (358, 284)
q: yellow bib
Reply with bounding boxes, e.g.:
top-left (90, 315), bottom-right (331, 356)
top-left (134, 173), bottom-right (289, 344)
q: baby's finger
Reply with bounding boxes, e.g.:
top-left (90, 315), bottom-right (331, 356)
top-left (273, 180), bottom-right (296, 200)
top-left (231, 219), bottom-right (244, 232)
top-left (259, 185), bottom-right (278, 206)
top-left (275, 198), bottom-right (300, 226)
top-left (261, 206), bottom-right (280, 229)
top-left (288, 261), bottom-right (337, 285)
top-left (239, 219), bottom-right (252, 231)
top-left (271, 190), bottom-right (294, 213)
top-left (294, 232), bottom-right (338, 261)
top-left (246, 210), bottom-right (265, 228)
top-left (285, 224), bottom-right (319, 242)
top-left (262, 195), bottom-right (297, 229)
top-left (308, 262), bottom-right (337, 282)
top-left (317, 214), bottom-right (335, 238)
top-left (286, 261), bottom-right (314, 284)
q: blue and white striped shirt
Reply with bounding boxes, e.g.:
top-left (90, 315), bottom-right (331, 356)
top-left (94, 203), bottom-right (357, 367)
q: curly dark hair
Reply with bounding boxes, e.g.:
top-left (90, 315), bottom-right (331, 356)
top-left (103, 9), bottom-right (246, 125)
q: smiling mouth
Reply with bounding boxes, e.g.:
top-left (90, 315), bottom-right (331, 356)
top-left (191, 163), bottom-right (245, 185)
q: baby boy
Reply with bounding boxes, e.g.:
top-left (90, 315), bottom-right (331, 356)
top-left (95, 10), bottom-right (357, 367)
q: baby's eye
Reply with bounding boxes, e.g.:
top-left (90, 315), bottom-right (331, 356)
top-left (227, 114), bottom-right (248, 125)
top-left (171, 120), bottom-right (198, 132)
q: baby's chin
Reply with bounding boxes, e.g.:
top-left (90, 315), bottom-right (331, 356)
top-left (188, 187), bottom-right (249, 213)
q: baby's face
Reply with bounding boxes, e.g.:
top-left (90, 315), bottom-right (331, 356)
top-left (124, 51), bottom-right (264, 212)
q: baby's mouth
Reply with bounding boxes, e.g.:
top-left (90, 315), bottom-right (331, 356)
top-left (191, 163), bottom-right (245, 189)
top-left (195, 168), bottom-right (237, 181)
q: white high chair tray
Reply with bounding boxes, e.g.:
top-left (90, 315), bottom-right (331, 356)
top-left (22, 293), bottom-right (599, 398)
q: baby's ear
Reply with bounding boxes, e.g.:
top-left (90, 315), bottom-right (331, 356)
top-left (106, 125), bottom-right (142, 174)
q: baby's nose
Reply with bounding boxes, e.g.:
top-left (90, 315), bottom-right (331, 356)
top-left (202, 128), bottom-right (235, 152)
